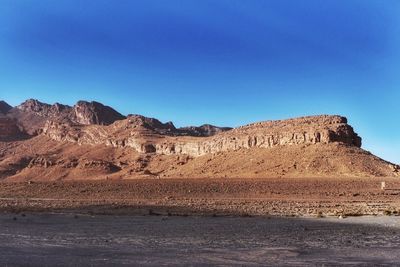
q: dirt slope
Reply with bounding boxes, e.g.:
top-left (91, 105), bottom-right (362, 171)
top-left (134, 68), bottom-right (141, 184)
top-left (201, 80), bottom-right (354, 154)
top-left (0, 135), bottom-right (398, 181)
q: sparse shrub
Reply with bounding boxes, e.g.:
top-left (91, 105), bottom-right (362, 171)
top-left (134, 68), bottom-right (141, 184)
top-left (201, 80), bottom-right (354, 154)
top-left (383, 210), bottom-right (392, 216)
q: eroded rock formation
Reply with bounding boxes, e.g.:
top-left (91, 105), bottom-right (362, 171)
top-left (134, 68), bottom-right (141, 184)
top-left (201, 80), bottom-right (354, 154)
top-left (154, 115), bottom-right (361, 156)
top-left (5, 99), bottom-right (125, 135)
top-left (73, 101), bottom-right (126, 125)
top-left (179, 124), bottom-right (233, 137)
top-left (43, 115), bottom-right (362, 157)
top-left (1, 99), bottom-right (398, 180)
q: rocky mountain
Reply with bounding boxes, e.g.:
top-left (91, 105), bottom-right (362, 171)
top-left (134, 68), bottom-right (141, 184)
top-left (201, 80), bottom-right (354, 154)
top-left (179, 124), bottom-right (233, 137)
top-left (73, 101), bottom-right (126, 125)
top-left (3, 99), bottom-right (229, 137)
top-left (42, 115), bottom-right (361, 157)
top-left (0, 99), bottom-right (398, 181)
top-left (6, 99), bottom-right (126, 135)
top-left (0, 101), bottom-right (26, 141)
top-left (0, 117), bottom-right (25, 141)
top-left (101, 114), bottom-right (232, 137)
top-left (0, 101), bottom-right (12, 115)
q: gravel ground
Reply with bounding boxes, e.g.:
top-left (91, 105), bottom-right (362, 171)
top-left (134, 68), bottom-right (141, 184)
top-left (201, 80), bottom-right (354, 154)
top-left (0, 213), bottom-right (400, 266)
top-left (1, 178), bottom-right (400, 216)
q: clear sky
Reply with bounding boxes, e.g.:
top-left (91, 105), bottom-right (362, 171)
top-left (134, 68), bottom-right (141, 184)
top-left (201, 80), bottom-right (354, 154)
top-left (0, 0), bottom-right (399, 163)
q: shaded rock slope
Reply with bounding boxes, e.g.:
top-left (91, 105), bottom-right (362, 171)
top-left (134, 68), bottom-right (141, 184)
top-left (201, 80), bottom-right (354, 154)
top-left (0, 99), bottom-right (398, 181)
top-left (0, 101), bottom-right (12, 114)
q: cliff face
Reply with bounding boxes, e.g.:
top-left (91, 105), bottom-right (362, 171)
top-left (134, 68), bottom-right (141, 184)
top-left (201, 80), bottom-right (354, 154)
top-left (43, 115), bottom-right (362, 157)
top-left (154, 115), bottom-right (361, 156)
top-left (1, 101), bottom-right (398, 180)
top-left (73, 101), bottom-right (126, 125)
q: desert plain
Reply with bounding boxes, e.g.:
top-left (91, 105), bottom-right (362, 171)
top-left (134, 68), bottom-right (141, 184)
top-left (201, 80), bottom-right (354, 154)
top-left (1, 99), bottom-right (400, 265)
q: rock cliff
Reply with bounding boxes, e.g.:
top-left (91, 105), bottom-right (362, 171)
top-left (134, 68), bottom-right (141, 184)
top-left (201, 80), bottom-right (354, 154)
top-left (154, 115), bottom-right (361, 156)
top-left (1, 99), bottom-right (398, 180)
top-left (73, 101), bottom-right (126, 125)
top-left (43, 115), bottom-right (362, 157)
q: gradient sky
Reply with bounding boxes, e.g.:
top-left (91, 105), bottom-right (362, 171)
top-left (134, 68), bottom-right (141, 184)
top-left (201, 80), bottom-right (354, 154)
top-left (0, 0), bottom-right (399, 163)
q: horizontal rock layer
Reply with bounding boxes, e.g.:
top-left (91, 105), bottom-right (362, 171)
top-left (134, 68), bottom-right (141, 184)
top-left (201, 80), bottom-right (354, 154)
top-left (43, 115), bottom-right (362, 157)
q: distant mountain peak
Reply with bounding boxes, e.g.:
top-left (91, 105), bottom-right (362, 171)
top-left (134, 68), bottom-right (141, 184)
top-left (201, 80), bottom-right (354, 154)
top-left (6, 99), bottom-right (125, 135)
top-left (178, 124), bottom-right (233, 137)
top-left (0, 101), bottom-right (12, 114)
top-left (73, 100), bottom-right (126, 125)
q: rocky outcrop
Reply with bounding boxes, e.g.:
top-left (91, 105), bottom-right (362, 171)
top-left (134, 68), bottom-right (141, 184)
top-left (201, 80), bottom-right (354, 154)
top-left (4, 99), bottom-right (229, 139)
top-left (73, 101), bottom-right (125, 125)
top-left (43, 115), bottom-right (362, 157)
top-left (119, 115), bottom-right (231, 137)
top-left (0, 117), bottom-right (24, 141)
top-left (7, 99), bottom-right (75, 135)
top-left (6, 99), bottom-right (125, 135)
top-left (124, 114), bottom-right (177, 135)
top-left (154, 115), bottom-right (361, 156)
top-left (26, 156), bottom-right (120, 173)
top-left (15, 99), bottom-right (70, 117)
top-left (179, 124), bottom-right (232, 137)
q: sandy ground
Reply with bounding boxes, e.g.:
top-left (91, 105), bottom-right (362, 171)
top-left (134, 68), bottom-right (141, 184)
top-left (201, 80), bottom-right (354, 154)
top-left (0, 178), bottom-right (399, 216)
top-left (0, 213), bottom-right (400, 266)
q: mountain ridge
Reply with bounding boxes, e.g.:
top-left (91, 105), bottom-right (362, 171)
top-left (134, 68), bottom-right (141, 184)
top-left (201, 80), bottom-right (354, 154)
top-left (0, 98), bottom-right (398, 181)
top-left (0, 99), bottom-right (231, 137)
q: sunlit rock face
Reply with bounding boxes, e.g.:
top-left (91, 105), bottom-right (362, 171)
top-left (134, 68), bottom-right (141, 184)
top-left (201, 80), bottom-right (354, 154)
top-left (73, 101), bottom-right (125, 125)
top-left (5, 99), bottom-right (125, 135)
top-left (43, 114), bottom-right (362, 157)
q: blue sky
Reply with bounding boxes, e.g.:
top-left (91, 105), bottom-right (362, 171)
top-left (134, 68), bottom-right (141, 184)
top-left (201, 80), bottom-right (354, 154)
top-left (0, 0), bottom-right (399, 163)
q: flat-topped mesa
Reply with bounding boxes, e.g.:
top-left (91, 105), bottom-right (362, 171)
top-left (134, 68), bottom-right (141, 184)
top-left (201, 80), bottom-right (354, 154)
top-left (232, 115), bottom-right (361, 147)
top-left (155, 115), bottom-right (361, 156)
top-left (238, 115), bottom-right (348, 130)
top-left (42, 114), bottom-right (362, 157)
